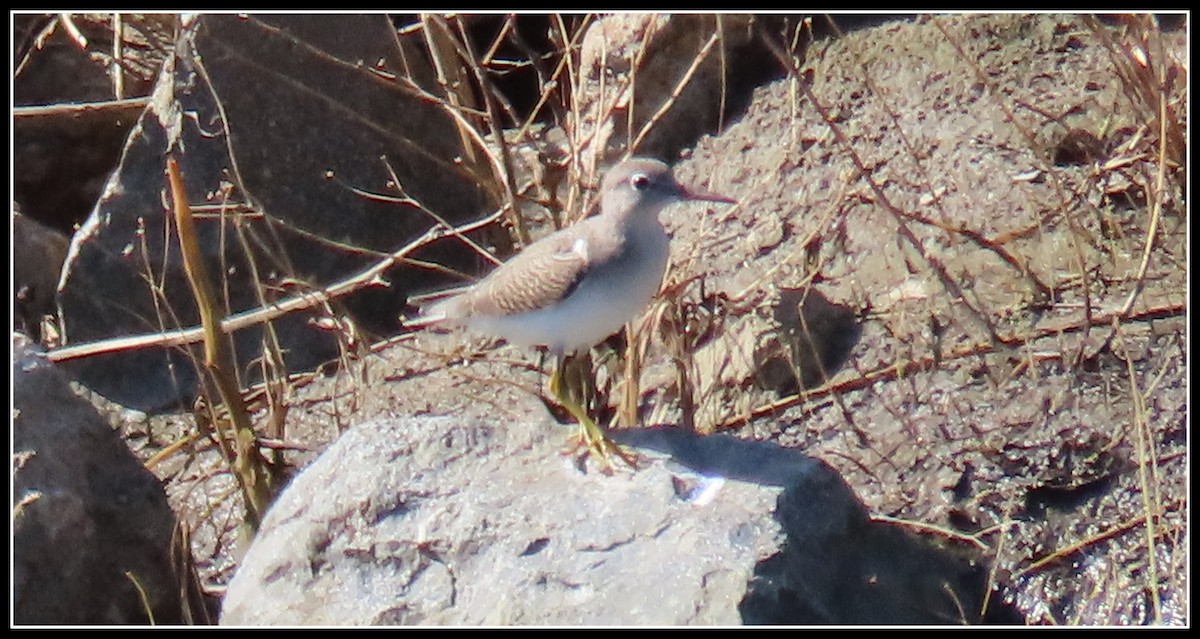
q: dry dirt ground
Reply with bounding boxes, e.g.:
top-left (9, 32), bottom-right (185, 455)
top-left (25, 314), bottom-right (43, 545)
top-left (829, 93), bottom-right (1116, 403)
top-left (72, 13), bottom-right (1186, 625)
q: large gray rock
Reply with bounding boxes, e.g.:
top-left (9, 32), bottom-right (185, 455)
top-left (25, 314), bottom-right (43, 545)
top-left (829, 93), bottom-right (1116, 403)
top-left (12, 333), bottom-right (185, 624)
top-left (221, 414), bottom-right (994, 625)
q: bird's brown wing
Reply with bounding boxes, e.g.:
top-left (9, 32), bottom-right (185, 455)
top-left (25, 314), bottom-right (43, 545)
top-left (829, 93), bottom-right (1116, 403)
top-left (461, 223), bottom-right (625, 317)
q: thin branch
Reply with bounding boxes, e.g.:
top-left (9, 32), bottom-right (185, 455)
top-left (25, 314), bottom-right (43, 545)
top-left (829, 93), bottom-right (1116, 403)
top-left (47, 203), bottom-right (508, 363)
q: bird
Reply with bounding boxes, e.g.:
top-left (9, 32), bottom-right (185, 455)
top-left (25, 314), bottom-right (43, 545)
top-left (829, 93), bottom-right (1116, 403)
top-left (423, 157), bottom-right (736, 465)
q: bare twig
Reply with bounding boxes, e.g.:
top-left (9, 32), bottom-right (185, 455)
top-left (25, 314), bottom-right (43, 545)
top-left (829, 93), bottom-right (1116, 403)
top-left (420, 13), bottom-right (481, 168)
top-left (515, 15), bottom-right (592, 143)
top-left (12, 97), bottom-right (150, 118)
top-left (47, 203), bottom-right (508, 363)
top-left (629, 26), bottom-right (721, 153)
top-left (759, 25), bottom-right (1004, 348)
top-left (58, 13), bottom-right (89, 49)
top-left (1011, 501), bottom-right (1182, 580)
top-left (124, 570), bottom-right (156, 625)
top-left (720, 300), bottom-right (1185, 431)
top-left (446, 14), bottom-right (528, 246)
top-left (1118, 324), bottom-right (1164, 623)
top-left (112, 13), bottom-right (125, 99)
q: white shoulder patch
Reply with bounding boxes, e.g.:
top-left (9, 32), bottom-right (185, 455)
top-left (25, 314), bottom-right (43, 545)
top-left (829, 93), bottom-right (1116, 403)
top-left (571, 237), bottom-right (590, 264)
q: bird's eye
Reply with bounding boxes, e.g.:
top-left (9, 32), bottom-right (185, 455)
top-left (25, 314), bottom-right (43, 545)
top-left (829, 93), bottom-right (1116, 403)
top-left (630, 173), bottom-right (651, 190)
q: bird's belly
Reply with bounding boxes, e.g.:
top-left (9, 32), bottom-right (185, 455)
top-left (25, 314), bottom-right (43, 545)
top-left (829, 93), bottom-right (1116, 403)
top-left (471, 251), bottom-right (667, 354)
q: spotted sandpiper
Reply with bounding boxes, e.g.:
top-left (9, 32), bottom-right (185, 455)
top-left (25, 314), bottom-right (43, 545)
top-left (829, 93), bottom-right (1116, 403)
top-left (424, 157), bottom-right (736, 463)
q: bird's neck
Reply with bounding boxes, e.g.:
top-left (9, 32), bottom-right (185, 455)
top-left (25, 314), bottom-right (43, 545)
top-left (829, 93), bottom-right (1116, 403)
top-left (607, 204), bottom-right (666, 237)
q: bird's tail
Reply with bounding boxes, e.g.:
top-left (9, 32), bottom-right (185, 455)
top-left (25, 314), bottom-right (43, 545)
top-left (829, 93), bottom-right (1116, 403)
top-left (401, 288), bottom-right (468, 330)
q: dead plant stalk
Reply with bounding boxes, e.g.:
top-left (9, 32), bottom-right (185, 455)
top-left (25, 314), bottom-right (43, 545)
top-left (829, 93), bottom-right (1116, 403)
top-left (167, 156), bottom-right (272, 531)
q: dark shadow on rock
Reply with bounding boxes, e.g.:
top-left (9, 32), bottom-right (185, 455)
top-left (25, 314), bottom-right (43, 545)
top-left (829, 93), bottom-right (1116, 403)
top-left (12, 100), bottom-right (145, 234)
top-left (614, 427), bottom-right (1023, 625)
top-left (1024, 474), bottom-right (1118, 521)
top-left (762, 287), bottom-right (862, 395)
top-left (13, 15), bottom-right (170, 233)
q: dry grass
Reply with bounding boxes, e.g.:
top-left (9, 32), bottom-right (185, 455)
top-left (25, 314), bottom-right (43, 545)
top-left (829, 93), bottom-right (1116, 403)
top-left (24, 13), bottom-right (1187, 625)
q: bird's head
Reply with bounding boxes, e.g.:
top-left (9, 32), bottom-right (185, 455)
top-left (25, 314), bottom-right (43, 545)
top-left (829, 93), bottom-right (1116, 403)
top-left (600, 157), bottom-right (736, 222)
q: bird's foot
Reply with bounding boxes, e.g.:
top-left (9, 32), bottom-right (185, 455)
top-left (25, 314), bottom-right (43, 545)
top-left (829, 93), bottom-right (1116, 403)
top-left (548, 356), bottom-right (639, 472)
top-left (572, 412), bottom-right (640, 472)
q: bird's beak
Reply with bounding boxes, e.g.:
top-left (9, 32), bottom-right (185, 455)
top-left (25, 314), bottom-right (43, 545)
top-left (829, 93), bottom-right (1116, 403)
top-left (679, 184), bottom-right (737, 204)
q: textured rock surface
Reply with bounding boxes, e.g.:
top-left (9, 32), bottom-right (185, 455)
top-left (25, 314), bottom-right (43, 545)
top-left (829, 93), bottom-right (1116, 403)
top-left (11, 333), bottom-right (184, 624)
top-left (221, 414), bottom-right (995, 625)
top-left (221, 416), bottom-right (780, 625)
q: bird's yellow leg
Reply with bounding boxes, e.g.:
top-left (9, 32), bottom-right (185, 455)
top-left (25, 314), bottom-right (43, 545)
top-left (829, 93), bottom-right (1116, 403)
top-left (549, 355), bottom-right (638, 469)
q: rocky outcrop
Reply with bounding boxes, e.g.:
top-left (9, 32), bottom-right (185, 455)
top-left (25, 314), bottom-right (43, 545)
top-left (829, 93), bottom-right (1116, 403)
top-left (221, 415), bottom-right (995, 625)
top-left (12, 334), bottom-right (187, 624)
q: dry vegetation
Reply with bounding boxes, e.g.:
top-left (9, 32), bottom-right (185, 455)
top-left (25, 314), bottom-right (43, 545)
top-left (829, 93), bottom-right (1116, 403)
top-left (17, 13), bottom-right (1188, 625)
